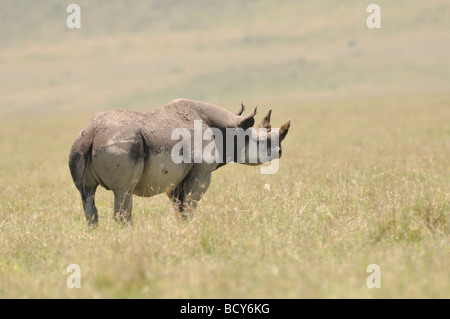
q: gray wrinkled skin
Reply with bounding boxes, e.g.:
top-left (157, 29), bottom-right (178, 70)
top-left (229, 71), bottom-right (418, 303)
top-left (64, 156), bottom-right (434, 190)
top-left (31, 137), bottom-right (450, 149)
top-left (69, 99), bottom-right (290, 225)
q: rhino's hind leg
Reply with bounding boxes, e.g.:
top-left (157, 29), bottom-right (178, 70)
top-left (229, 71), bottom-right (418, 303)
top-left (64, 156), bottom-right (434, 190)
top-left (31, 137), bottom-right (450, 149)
top-left (109, 161), bottom-right (143, 225)
top-left (82, 185), bottom-right (99, 226)
top-left (113, 189), bottom-right (134, 225)
top-left (90, 128), bottom-right (146, 225)
top-left (70, 153), bottom-right (100, 226)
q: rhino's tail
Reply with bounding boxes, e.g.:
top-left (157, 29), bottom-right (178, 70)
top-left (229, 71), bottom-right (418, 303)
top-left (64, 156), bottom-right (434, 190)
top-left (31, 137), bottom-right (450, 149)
top-left (68, 128), bottom-right (95, 199)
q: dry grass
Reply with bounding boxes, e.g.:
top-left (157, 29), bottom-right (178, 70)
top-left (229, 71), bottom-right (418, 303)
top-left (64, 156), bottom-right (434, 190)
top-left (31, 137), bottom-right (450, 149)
top-left (0, 95), bottom-right (448, 298)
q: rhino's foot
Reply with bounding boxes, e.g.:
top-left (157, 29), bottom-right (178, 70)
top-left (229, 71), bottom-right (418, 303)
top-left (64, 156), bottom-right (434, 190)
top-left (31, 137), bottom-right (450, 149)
top-left (87, 220), bottom-right (99, 230)
top-left (113, 212), bottom-right (133, 226)
top-left (176, 209), bottom-right (195, 222)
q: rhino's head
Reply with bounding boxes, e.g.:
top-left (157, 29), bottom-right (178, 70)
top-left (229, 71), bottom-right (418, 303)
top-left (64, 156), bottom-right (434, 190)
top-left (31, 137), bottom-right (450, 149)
top-left (233, 105), bottom-right (291, 166)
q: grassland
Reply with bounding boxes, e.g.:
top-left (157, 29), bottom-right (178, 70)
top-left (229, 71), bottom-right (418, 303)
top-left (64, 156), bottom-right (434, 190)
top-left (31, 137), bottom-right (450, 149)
top-left (0, 1), bottom-right (449, 298)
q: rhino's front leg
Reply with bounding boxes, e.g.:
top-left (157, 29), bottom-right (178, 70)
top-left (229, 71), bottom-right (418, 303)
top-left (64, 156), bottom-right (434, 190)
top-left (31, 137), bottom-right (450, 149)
top-left (168, 169), bottom-right (212, 219)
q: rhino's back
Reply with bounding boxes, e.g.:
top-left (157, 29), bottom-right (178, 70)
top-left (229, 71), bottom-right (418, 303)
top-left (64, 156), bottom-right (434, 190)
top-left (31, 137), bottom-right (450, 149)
top-left (89, 98), bottom-right (235, 134)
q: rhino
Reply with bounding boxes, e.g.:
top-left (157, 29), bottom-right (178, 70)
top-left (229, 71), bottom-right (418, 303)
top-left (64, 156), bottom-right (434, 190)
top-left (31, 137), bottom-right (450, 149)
top-left (69, 99), bottom-right (290, 226)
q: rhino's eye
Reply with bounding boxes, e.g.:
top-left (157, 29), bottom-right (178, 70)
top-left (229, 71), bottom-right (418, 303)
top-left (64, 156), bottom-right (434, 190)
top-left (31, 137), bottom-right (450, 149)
top-left (276, 146), bottom-right (281, 157)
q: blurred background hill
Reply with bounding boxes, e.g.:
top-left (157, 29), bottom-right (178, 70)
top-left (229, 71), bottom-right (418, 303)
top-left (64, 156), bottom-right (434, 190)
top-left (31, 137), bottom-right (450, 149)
top-left (0, 0), bottom-right (449, 115)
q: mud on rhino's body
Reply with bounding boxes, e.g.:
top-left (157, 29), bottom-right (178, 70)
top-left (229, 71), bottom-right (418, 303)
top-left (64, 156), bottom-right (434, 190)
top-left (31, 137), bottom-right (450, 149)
top-left (69, 99), bottom-right (290, 225)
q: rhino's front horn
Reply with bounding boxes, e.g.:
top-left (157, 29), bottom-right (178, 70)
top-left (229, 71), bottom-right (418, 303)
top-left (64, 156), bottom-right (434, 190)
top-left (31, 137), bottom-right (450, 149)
top-left (279, 120), bottom-right (291, 141)
top-left (258, 109), bottom-right (272, 131)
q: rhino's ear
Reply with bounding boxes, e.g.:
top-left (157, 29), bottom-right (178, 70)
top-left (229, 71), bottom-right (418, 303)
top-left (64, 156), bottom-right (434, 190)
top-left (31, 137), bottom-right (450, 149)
top-left (238, 106), bottom-right (257, 130)
top-left (279, 120), bottom-right (291, 142)
top-left (258, 109), bottom-right (272, 131)
top-left (236, 103), bottom-right (245, 116)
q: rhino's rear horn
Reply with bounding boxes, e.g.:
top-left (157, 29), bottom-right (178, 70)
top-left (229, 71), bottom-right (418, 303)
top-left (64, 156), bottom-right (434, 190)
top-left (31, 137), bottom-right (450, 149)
top-left (238, 106), bottom-right (257, 129)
